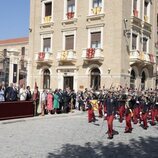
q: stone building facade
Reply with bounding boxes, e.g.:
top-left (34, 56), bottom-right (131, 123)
top-left (28, 0), bottom-right (158, 91)
top-left (0, 37), bottom-right (29, 87)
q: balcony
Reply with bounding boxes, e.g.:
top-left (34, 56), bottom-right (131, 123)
top-left (92, 7), bottom-right (102, 15)
top-left (131, 14), bottom-right (142, 29)
top-left (35, 52), bottom-right (53, 63)
top-left (82, 48), bottom-right (104, 61)
top-left (40, 16), bottom-right (54, 28)
top-left (66, 12), bottom-right (75, 19)
top-left (57, 50), bottom-right (76, 62)
top-left (130, 50), bottom-right (155, 65)
top-left (62, 12), bottom-right (77, 25)
top-left (87, 7), bottom-right (104, 22)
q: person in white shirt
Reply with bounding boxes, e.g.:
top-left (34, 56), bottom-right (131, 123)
top-left (0, 84), bottom-right (5, 102)
top-left (19, 84), bottom-right (27, 101)
top-left (40, 89), bottom-right (47, 116)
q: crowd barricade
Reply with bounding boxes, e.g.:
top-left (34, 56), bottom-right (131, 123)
top-left (0, 101), bottom-right (34, 120)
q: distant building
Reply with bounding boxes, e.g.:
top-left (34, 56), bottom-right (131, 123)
top-left (0, 37), bottom-right (29, 87)
top-left (28, 0), bottom-right (158, 91)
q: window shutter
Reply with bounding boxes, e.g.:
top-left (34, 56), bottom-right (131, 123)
top-left (45, 2), bottom-right (52, 16)
top-left (91, 32), bottom-right (101, 43)
top-left (67, 0), bottom-right (75, 6)
top-left (65, 35), bottom-right (74, 50)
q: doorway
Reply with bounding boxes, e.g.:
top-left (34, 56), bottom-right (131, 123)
top-left (63, 76), bottom-right (73, 90)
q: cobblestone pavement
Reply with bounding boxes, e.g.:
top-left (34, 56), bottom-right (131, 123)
top-left (0, 110), bottom-right (158, 158)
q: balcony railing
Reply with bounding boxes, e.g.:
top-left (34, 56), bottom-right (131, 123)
top-left (66, 12), bottom-right (75, 19)
top-left (57, 50), bottom-right (76, 62)
top-left (43, 16), bottom-right (52, 23)
top-left (130, 50), bottom-right (155, 64)
top-left (82, 48), bottom-right (104, 61)
top-left (35, 52), bottom-right (53, 63)
top-left (92, 7), bottom-right (102, 15)
top-left (144, 15), bottom-right (148, 23)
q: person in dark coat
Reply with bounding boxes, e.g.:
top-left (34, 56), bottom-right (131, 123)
top-left (5, 83), bottom-right (18, 101)
top-left (124, 94), bottom-right (134, 133)
top-left (105, 92), bottom-right (118, 139)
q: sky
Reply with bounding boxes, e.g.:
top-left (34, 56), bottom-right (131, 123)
top-left (0, 0), bottom-right (30, 40)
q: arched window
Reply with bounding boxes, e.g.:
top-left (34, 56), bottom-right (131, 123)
top-left (130, 70), bottom-right (136, 89)
top-left (43, 69), bottom-right (50, 89)
top-left (90, 68), bottom-right (100, 90)
top-left (141, 71), bottom-right (146, 90)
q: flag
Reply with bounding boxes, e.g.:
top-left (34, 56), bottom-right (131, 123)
top-left (90, 100), bottom-right (98, 111)
top-left (34, 81), bottom-right (37, 89)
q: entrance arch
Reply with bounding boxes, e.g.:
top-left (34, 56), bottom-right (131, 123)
top-left (90, 68), bottom-right (101, 90)
top-left (43, 69), bottom-right (50, 89)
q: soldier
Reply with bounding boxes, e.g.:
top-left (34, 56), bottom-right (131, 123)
top-left (124, 94), bottom-right (134, 133)
top-left (98, 90), bottom-right (104, 118)
top-left (87, 98), bottom-right (96, 123)
top-left (140, 95), bottom-right (149, 130)
top-left (105, 91), bottom-right (118, 139)
top-left (133, 99), bottom-right (140, 124)
top-left (118, 93), bottom-right (126, 123)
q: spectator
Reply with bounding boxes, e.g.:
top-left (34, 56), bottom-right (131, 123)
top-left (46, 90), bottom-right (53, 115)
top-left (19, 84), bottom-right (27, 101)
top-left (26, 86), bottom-right (32, 101)
top-left (40, 89), bottom-right (47, 116)
top-left (32, 86), bottom-right (40, 115)
top-left (0, 84), bottom-right (5, 102)
top-left (5, 83), bottom-right (18, 101)
top-left (53, 89), bottom-right (59, 114)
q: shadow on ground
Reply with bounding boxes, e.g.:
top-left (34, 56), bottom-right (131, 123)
top-left (47, 136), bottom-right (158, 158)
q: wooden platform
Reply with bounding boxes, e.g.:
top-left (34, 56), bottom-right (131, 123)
top-left (0, 101), bottom-right (34, 120)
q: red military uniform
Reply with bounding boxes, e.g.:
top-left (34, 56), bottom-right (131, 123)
top-left (105, 93), bottom-right (118, 139)
top-left (124, 95), bottom-right (134, 133)
top-left (87, 99), bottom-right (95, 123)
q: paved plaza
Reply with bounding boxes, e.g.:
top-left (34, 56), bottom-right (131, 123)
top-left (0, 111), bottom-right (158, 158)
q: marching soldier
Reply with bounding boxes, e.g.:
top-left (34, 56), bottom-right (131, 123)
top-left (87, 98), bottom-right (96, 123)
top-left (124, 94), bottom-right (134, 133)
top-left (105, 92), bottom-right (118, 139)
top-left (140, 95), bottom-right (149, 129)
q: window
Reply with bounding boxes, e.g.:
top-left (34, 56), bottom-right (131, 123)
top-left (45, 2), bottom-right (52, 17)
top-left (91, 32), bottom-right (101, 48)
top-left (93, 0), bottom-right (102, 8)
top-left (132, 34), bottom-right (137, 50)
top-left (43, 69), bottom-right (50, 89)
top-left (144, 1), bottom-right (148, 16)
top-left (21, 47), bottom-right (25, 56)
top-left (43, 38), bottom-right (51, 53)
top-left (90, 68), bottom-right (100, 91)
top-left (65, 35), bottom-right (74, 50)
top-left (67, 0), bottom-right (75, 12)
top-left (142, 37), bottom-right (148, 52)
top-left (133, 0), bottom-right (137, 10)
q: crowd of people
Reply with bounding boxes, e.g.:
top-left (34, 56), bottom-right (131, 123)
top-left (0, 83), bottom-right (158, 139)
top-left (85, 86), bottom-right (158, 139)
